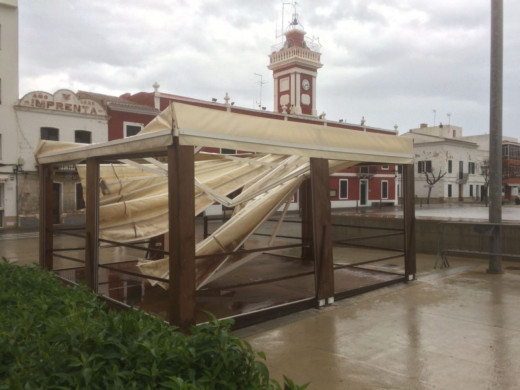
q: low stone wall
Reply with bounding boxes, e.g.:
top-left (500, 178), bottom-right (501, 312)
top-left (332, 214), bottom-right (520, 260)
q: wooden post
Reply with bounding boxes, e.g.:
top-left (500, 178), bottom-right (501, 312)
top-left (403, 164), bottom-right (416, 280)
top-left (39, 165), bottom-right (54, 271)
top-left (85, 158), bottom-right (100, 292)
top-left (168, 142), bottom-right (196, 332)
top-left (299, 178), bottom-right (314, 261)
top-left (310, 158), bottom-right (334, 304)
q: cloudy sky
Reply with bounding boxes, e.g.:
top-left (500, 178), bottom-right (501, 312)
top-left (18, 0), bottom-right (520, 137)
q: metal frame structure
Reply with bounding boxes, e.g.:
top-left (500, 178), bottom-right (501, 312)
top-left (38, 103), bottom-right (416, 331)
top-left (435, 221), bottom-right (520, 269)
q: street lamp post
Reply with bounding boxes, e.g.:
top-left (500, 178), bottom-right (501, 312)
top-left (488, 0), bottom-right (503, 274)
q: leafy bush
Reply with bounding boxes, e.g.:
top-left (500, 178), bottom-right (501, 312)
top-left (0, 260), bottom-right (307, 390)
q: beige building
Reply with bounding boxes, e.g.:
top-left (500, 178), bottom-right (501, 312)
top-left (0, 0), bottom-right (19, 227)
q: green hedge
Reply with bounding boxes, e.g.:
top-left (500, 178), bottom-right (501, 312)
top-left (0, 260), bottom-right (307, 390)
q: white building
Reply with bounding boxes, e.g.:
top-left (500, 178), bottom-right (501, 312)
top-left (464, 134), bottom-right (520, 201)
top-left (402, 124), bottom-right (487, 203)
top-left (13, 90), bottom-right (108, 227)
top-left (0, 0), bottom-right (19, 227)
top-left (1, 0), bottom-right (110, 228)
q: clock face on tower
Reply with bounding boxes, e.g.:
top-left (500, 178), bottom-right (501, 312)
top-left (302, 78), bottom-right (310, 91)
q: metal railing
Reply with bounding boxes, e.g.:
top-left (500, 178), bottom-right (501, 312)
top-left (435, 221), bottom-right (520, 268)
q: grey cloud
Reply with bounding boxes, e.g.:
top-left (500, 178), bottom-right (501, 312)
top-left (17, 0), bottom-right (520, 138)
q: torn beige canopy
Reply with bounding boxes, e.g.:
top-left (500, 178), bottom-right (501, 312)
top-left (35, 101), bottom-right (414, 289)
top-left (141, 102), bottom-right (414, 165)
top-left (35, 102), bottom-right (413, 165)
top-left (135, 156), bottom-right (355, 289)
top-left (72, 153), bottom-right (353, 288)
top-left (74, 153), bottom-right (294, 242)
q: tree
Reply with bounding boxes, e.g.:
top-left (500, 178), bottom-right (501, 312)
top-left (424, 169), bottom-right (447, 204)
top-left (480, 160), bottom-right (490, 205)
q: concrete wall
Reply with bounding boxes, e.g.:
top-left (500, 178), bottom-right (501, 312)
top-left (332, 214), bottom-right (520, 260)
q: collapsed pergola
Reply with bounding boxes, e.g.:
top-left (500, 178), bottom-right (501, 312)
top-left (37, 102), bottom-right (416, 331)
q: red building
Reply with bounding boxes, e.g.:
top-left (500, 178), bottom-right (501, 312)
top-left (503, 140), bottom-right (520, 202)
top-left (77, 91), bottom-right (159, 141)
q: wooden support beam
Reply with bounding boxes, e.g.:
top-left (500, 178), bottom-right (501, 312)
top-left (403, 164), bottom-right (416, 280)
top-left (299, 178), bottom-right (314, 261)
top-left (85, 158), bottom-right (100, 292)
top-left (168, 142), bottom-right (196, 332)
top-left (39, 165), bottom-right (54, 271)
top-left (310, 158), bottom-right (334, 304)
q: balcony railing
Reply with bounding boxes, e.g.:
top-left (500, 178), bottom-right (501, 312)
top-left (269, 46), bottom-right (321, 65)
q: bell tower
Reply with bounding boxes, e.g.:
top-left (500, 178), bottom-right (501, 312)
top-left (268, 7), bottom-right (322, 116)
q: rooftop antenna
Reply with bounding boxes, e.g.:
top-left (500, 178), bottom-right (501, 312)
top-left (276, 1), bottom-right (300, 43)
top-left (288, 1), bottom-right (300, 28)
top-left (433, 109), bottom-right (437, 127)
top-left (447, 112), bottom-right (451, 126)
top-left (254, 73), bottom-right (267, 109)
top-left (272, 1), bottom-right (321, 53)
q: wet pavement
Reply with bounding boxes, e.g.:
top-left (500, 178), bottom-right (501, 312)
top-left (337, 202), bottom-right (520, 223)
top-left (413, 203), bottom-right (520, 222)
top-left (237, 255), bottom-right (520, 389)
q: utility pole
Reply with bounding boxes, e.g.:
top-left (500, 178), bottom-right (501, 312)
top-left (254, 73), bottom-right (267, 109)
top-left (488, 0), bottom-right (503, 274)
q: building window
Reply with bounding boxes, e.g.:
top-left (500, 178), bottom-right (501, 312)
top-left (339, 179), bottom-right (348, 199)
top-left (418, 160), bottom-right (432, 173)
top-left (381, 165), bottom-right (389, 170)
top-left (124, 122), bottom-right (143, 138)
top-left (381, 181), bottom-right (389, 199)
top-left (469, 185), bottom-right (474, 197)
top-left (40, 127), bottom-right (59, 141)
top-left (448, 184), bottom-right (452, 198)
top-left (459, 161), bottom-right (464, 179)
top-left (75, 130), bottom-right (92, 144)
top-left (468, 162), bottom-right (475, 174)
top-left (221, 148), bottom-right (236, 154)
top-left (448, 160), bottom-right (452, 173)
top-left (359, 166), bottom-right (369, 174)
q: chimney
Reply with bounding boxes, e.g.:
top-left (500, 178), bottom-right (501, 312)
top-left (420, 123), bottom-right (428, 128)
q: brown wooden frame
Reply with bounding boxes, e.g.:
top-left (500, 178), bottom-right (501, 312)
top-left (403, 164), bottom-right (416, 279)
top-left (85, 158), bottom-right (100, 292)
top-left (39, 165), bottom-right (54, 271)
top-left (310, 158), bottom-right (334, 304)
top-left (38, 145), bottom-right (416, 329)
top-left (168, 142), bottom-right (196, 332)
